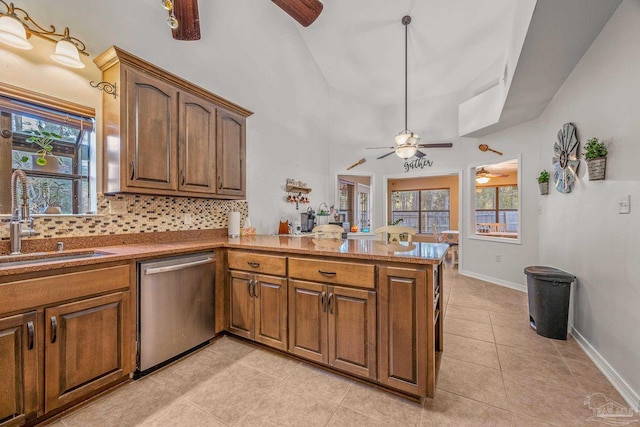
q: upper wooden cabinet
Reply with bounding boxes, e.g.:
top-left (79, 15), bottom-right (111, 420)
top-left (94, 46), bottom-right (252, 199)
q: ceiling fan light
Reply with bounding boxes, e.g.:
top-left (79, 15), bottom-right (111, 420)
top-left (476, 176), bottom-right (490, 184)
top-left (406, 132), bottom-right (420, 145)
top-left (50, 39), bottom-right (85, 68)
top-left (396, 145), bottom-right (417, 159)
top-left (0, 15), bottom-right (33, 50)
top-left (394, 130), bottom-right (410, 145)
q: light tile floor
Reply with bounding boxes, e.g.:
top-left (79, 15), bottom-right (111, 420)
top-left (49, 269), bottom-right (634, 426)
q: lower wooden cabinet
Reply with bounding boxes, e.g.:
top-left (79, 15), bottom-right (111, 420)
top-left (288, 279), bottom-right (376, 379)
top-left (378, 266), bottom-right (427, 396)
top-left (0, 312), bottom-right (38, 427)
top-left (44, 291), bottom-right (131, 412)
top-left (228, 271), bottom-right (287, 350)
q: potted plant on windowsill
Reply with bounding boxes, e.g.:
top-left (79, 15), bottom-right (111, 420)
top-left (537, 170), bottom-right (550, 195)
top-left (583, 137), bottom-right (607, 180)
top-left (20, 128), bottom-right (66, 173)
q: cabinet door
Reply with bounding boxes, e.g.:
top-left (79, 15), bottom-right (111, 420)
top-left (378, 267), bottom-right (427, 396)
top-left (328, 286), bottom-right (377, 379)
top-left (179, 92), bottom-right (217, 194)
top-left (125, 69), bottom-right (178, 191)
top-left (0, 312), bottom-right (38, 427)
top-left (254, 274), bottom-right (287, 350)
top-left (228, 271), bottom-right (254, 339)
top-left (45, 292), bottom-right (131, 412)
top-left (216, 109), bottom-right (245, 197)
top-left (288, 280), bottom-right (327, 364)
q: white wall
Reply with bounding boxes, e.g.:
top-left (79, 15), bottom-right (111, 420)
top-left (473, 0), bottom-right (640, 407)
top-left (537, 0), bottom-right (640, 405)
top-left (2, 0), bottom-right (331, 234)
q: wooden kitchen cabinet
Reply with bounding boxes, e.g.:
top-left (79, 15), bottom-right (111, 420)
top-left (94, 46), bottom-right (251, 199)
top-left (288, 279), bottom-right (376, 379)
top-left (44, 291), bottom-right (131, 413)
top-left (216, 109), bottom-right (246, 197)
top-left (378, 266), bottom-right (434, 396)
top-left (0, 312), bottom-right (38, 427)
top-left (228, 252), bottom-right (288, 350)
top-left (0, 263), bottom-right (133, 425)
top-left (124, 69), bottom-right (179, 192)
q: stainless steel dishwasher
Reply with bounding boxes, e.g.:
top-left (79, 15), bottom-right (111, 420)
top-left (137, 252), bottom-right (215, 375)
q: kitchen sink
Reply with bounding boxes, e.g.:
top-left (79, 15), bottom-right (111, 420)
top-left (0, 251), bottom-right (111, 267)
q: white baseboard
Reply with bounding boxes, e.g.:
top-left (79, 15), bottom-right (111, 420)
top-left (572, 327), bottom-right (640, 412)
top-left (458, 269), bottom-right (527, 293)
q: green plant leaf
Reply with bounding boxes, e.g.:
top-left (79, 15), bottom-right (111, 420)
top-left (35, 157), bottom-right (47, 166)
top-left (20, 156), bottom-right (29, 163)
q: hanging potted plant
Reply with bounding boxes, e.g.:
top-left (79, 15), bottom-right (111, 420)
top-left (537, 170), bottom-right (550, 195)
top-left (20, 128), bottom-right (66, 173)
top-left (583, 137), bottom-right (607, 181)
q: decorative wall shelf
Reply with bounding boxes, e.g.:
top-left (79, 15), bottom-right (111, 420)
top-left (286, 183), bottom-right (312, 194)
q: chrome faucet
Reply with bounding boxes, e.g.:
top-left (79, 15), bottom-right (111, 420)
top-left (10, 170), bottom-right (37, 255)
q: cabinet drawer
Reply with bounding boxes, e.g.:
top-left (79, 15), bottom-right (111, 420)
top-left (289, 258), bottom-right (375, 289)
top-left (228, 251), bottom-right (286, 276)
top-left (0, 264), bottom-right (130, 315)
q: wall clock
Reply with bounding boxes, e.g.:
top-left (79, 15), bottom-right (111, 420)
top-left (552, 122), bottom-right (580, 193)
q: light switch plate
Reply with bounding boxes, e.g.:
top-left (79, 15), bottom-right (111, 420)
top-left (184, 213), bottom-right (193, 225)
top-left (619, 195), bottom-right (630, 214)
top-left (109, 200), bottom-right (128, 215)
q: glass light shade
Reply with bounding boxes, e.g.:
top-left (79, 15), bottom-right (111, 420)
top-left (396, 145), bottom-right (418, 159)
top-left (50, 39), bottom-right (85, 68)
top-left (394, 131), bottom-right (410, 146)
top-left (476, 176), bottom-right (490, 184)
top-left (0, 15), bottom-right (33, 50)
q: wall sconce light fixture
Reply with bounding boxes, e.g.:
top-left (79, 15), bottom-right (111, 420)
top-left (0, 0), bottom-right (88, 68)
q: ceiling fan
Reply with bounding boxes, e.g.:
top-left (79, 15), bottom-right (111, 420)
top-left (366, 15), bottom-right (452, 160)
top-left (164, 0), bottom-right (323, 41)
top-left (475, 167), bottom-right (508, 184)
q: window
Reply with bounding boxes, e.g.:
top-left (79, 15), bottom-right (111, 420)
top-left (475, 185), bottom-right (519, 233)
top-left (391, 189), bottom-right (450, 233)
top-left (1, 91), bottom-right (95, 215)
top-left (472, 157), bottom-right (520, 241)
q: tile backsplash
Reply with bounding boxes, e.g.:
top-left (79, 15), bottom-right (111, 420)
top-left (0, 194), bottom-right (247, 240)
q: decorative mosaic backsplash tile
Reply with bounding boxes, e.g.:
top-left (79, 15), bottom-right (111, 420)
top-left (0, 194), bottom-right (247, 240)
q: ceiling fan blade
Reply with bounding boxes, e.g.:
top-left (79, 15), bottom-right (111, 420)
top-left (414, 150), bottom-right (426, 158)
top-left (416, 143), bottom-right (453, 148)
top-left (366, 146), bottom-right (395, 150)
top-left (271, 0), bottom-right (323, 27)
top-left (171, 0), bottom-right (201, 41)
top-left (377, 151), bottom-right (396, 160)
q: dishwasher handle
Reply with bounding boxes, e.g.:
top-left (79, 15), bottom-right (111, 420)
top-left (144, 257), bottom-right (214, 275)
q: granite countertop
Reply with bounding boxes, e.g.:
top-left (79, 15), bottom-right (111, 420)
top-left (0, 233), bottom-right (449, 278)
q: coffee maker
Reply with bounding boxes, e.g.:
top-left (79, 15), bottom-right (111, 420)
top-left (301, 207), bottom-right (316, 232)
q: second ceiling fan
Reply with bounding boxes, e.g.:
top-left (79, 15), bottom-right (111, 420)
top-left (367, 15), bottom-right (452, 160)
top-left (164, 0), bottom-right (324, 40)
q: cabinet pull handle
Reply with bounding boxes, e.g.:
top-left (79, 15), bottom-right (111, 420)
top-left (218, 176), bottom-right (223, 190)
top-left (247, 262), bottom-right (260, 268)
top-left (321, 291), bottom-right (326, 312)
top-left (27, 321), bottom-right (34, 350)
top-left (181, 170), bottom-right (185, 186)
top-left (247, 279), bottom-right (253, 297)
top-left (51, 316), bottom-right (57, 343)
top-left (318, 270), bottom-right (337, 277)
top-left (252, 280), bottom-right (258, 298)
top-left (328, 293), bottom-right (334, 314)
top-left (130, 161), bottom-right (135, 180)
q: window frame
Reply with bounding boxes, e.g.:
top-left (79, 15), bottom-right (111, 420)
top-left (390, 188), bottom-right (451, 234)
top-left (469, 155), bottom-right (521, 244)
top-left (0, 82), bottom-right (96, 216)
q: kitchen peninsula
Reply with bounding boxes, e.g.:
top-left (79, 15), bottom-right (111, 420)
top-left (0, 232), bottom-right (447, 425)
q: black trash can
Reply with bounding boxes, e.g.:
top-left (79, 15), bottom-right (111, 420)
top-left (524, 266), bottom-right (576, 340)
